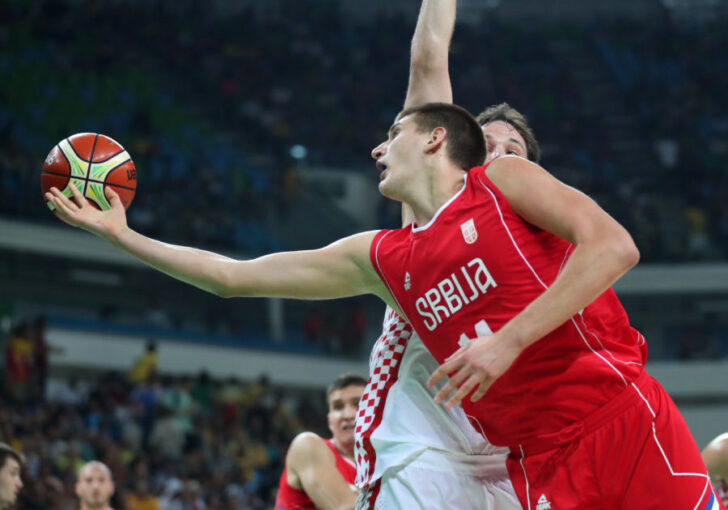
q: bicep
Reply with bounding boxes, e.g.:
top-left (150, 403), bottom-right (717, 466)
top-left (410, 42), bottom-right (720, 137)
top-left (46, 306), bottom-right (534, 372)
top-left (225, 231), bottom-right (381, 299)
top-left (288, 434), bottom-right (357, 510)
top-left (486, 158), bottom-right (628, 244)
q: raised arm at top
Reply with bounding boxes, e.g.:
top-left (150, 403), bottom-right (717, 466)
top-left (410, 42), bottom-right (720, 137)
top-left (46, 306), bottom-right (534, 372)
top-left (404, 0), bottom-right (457, 109)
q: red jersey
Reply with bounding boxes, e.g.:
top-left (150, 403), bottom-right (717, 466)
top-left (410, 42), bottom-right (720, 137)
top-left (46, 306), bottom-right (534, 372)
top-left (370, 164), bottom-right (647, 447)
top-left (275, 438), bottom-right (356, 510)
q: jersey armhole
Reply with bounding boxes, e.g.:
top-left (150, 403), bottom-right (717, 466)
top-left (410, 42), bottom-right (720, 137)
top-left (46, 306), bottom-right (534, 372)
top-left (369, 230), bottom-right (411, 324)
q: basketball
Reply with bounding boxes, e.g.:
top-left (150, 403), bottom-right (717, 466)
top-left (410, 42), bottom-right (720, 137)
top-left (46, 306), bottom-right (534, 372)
top-left (42, 133), bottom-right (137, 211)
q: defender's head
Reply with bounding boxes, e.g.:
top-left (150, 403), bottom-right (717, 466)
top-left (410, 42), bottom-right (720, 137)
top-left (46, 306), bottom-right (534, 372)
top-left (476, 102), bottom-right (540, 163)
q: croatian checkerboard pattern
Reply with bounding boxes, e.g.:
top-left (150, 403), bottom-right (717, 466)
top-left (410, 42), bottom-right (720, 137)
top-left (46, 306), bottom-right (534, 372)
top-left (354, 307), bottom-right (412, 489)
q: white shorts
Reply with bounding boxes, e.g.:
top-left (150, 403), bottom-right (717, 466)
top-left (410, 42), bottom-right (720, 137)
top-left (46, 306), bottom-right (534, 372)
top-left (356, 451), bottom-right (521, 510)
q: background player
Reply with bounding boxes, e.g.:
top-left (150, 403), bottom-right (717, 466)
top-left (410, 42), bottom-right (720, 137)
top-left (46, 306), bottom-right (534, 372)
top-left (44, 95), bottom-right (721, 509)
top-left (275, 373), bottom-right (362, 510)
top-left (355, 1), bottom-right (526, 508)
top-left (703, 433), bottom-right (728, 506)
top-left (75, 461), bottom-right (115, 510)
top-left (0, 443), bottom-right (23, 510)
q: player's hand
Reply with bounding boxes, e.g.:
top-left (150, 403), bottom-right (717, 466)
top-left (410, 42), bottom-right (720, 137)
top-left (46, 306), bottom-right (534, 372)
top-left (45, 185), bottom-right (127, 240)
top-left (427, 332), bottom-right (522, 408)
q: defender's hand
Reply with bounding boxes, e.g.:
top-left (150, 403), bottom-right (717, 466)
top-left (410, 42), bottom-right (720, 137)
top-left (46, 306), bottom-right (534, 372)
top-left (45, 185), bottom-right (128, 241)
top-left (427, 333), bottom-right (522, 408)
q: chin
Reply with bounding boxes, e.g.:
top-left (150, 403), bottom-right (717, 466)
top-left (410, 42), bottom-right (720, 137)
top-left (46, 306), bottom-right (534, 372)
top-left (378, 180), bottom-right (401, 202)
top-left (338, 429), bottom-right (355, 442)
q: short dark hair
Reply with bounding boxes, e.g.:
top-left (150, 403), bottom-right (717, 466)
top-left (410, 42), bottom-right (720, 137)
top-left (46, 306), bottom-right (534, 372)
top-left (326, 373), bottom-right (367, 401)
top-left (475, 102), bottom-right (540, 163)
top-left (397, 102), bottom-right (486, 171)
top-left (0, 443), bottom-right (23, 470)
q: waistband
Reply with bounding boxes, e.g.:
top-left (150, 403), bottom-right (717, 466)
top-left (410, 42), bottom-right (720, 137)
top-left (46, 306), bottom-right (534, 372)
top-left (370, 446), bottom-right (510, 481)
top-left (509, 370), bottom-right (653, 457)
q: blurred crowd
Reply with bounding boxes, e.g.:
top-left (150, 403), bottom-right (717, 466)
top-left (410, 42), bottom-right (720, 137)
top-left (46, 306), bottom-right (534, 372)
top-left (1, 359), bottom-right (325, 509)
top-left (1, 0), bottom-right (726, 261)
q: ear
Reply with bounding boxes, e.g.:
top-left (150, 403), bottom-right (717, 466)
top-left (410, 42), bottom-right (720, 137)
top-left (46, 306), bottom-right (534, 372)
top-left (424, 126), bottom-right (446, 155)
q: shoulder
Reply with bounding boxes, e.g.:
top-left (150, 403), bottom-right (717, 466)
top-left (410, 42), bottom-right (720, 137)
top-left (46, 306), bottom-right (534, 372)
top-left (287, 432), bottom-right (335, 467)
top-left (483, 155), bottom-right (540, 183)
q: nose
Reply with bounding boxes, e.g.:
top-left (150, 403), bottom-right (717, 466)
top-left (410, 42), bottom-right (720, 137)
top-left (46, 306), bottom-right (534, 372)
top-left (371, 141), bottom-right (387, 161)
top-left (487, 146), bottom-right (501, 162)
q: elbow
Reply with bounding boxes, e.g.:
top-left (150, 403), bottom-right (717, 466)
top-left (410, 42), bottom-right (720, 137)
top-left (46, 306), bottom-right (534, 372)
top-left (209, 266), bottom-right (237, 299)
top-left (213, 283), bottom-right (233, 299)
top-left (614, 232), bottom-right (640, 272)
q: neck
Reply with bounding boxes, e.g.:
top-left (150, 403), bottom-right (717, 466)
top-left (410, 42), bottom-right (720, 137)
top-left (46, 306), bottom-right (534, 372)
top-left (408, 166), bottom-right (466, 227)
top-left (331, 437), bottom-right (355, 463)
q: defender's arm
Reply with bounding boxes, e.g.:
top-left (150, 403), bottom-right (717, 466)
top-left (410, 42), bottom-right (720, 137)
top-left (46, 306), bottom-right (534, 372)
top-left (404, 0), bottom-right (457, 109)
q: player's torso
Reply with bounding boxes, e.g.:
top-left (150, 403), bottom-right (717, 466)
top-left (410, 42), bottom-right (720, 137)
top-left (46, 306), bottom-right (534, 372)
top-left (371, 166), bottom-right (646, 445)
top-left (355, 308), bottom-right (507, 488)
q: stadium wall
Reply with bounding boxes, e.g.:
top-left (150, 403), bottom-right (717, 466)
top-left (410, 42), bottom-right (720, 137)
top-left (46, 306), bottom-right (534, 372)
top-left (47, 326), bottom-right (728, 446)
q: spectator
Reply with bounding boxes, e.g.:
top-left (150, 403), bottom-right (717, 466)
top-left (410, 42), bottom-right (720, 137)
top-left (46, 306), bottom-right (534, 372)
top-left (5, 322), bottom-right (33, 404)
top-left (128, 341), bottom-right (158, 385)
top-left (126, 478), bottom-right (159, 510)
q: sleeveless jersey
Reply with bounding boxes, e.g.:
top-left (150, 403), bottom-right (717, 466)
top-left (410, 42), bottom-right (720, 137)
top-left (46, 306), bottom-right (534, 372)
top-left (370, 164), bottom-right (647, 447)
top-left (354, 307), bottom-right (507, 489)
top-left (275, 438), bottom-right (356, 510)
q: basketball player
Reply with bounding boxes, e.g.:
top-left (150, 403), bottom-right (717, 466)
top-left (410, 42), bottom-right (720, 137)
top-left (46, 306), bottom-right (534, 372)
top-left (703, 433), bottom-right (728, 506)
top-left (46, 94), bottom-right (722, 510)
top-left (0, 443), bottom-right (23, 510)
top-left (75, 461), bottom-right (115, 510)
top-left (275, 373), bottom-right (362, 510)
top-left (355, 1), bottom-right (526, 508)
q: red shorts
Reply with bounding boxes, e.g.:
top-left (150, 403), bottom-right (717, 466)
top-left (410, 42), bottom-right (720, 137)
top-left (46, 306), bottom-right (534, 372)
top-left (506, 371), bottom-right (725, 510)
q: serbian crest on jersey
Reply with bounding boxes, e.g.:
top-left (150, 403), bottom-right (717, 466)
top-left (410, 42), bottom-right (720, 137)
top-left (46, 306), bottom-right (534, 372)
top-left (460, 218), bottom-right (478, 244)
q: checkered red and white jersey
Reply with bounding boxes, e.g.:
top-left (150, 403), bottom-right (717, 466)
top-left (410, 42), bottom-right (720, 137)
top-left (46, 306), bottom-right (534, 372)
top-left (354, 307), bottom-right (506, 489)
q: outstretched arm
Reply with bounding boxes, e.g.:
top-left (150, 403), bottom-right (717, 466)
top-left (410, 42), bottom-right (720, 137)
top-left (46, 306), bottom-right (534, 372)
top-left (45, 186), bottom-right (385, 302)
top-left (403, 0), bottom-right (457, 109)
top-left (285, 432), bottom-right (358, 510)
top-left (429, 156), bottom-right (640, 407)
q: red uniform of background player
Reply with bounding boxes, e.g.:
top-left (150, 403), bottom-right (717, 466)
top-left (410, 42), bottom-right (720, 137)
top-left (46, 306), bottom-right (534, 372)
top-left (274, 374), bottom-right (362, 510)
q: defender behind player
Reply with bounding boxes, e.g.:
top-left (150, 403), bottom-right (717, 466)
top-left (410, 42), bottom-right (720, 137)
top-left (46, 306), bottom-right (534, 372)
top-left (275, 374), bottom-right (363, 510)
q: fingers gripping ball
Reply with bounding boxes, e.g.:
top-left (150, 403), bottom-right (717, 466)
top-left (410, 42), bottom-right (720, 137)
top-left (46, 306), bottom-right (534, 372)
top-left (42, 133), bottom-right (136, 211)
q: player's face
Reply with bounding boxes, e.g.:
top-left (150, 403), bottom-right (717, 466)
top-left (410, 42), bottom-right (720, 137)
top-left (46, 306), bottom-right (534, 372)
top-left (327, 384), bottom-right (365, 447)
top-left (75, 465), bottom-right (114, 509)
top-left (482, 121), bottom-right (527, 162)
top-left (0, 458), bottom-right (22, 508)
top-left (371, 115), bottom-right (426, 200)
